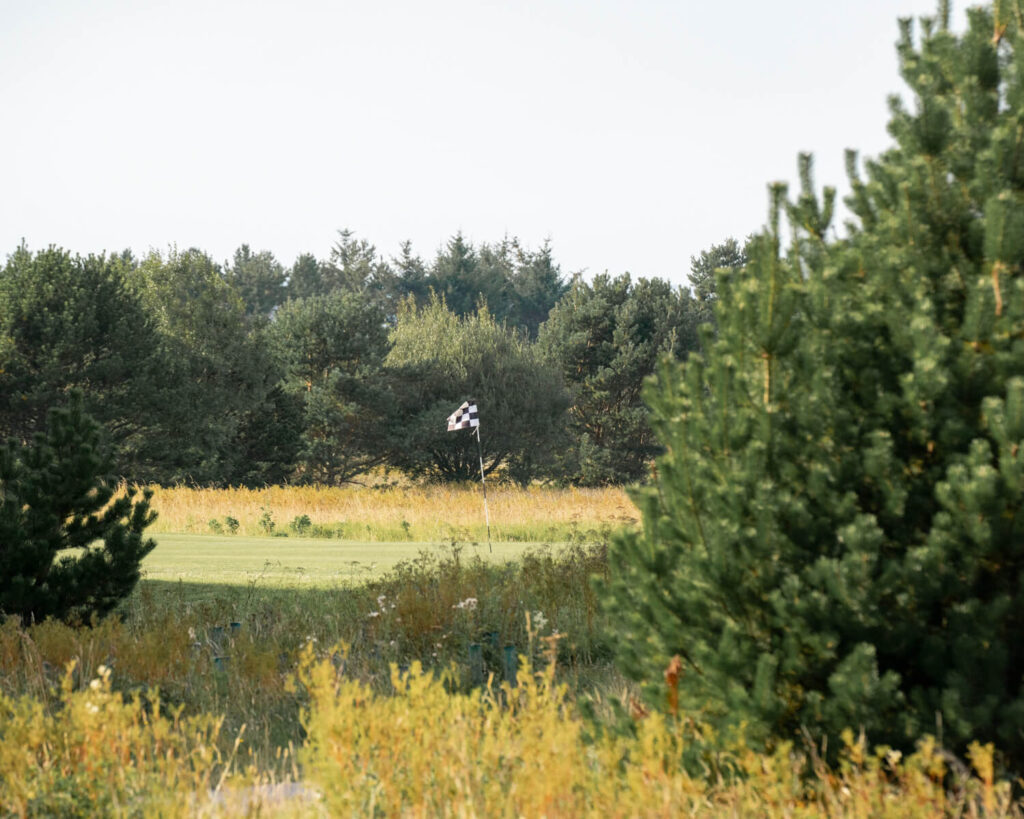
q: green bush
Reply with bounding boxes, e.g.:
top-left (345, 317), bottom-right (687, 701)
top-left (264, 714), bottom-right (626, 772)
top-left (289, 514), bottom-right (312, 535)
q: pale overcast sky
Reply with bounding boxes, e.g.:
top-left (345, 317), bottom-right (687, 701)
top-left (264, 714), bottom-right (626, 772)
top-left (1, 0), bottom-right (950, 286)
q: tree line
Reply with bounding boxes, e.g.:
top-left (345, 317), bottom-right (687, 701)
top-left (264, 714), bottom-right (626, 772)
top-left (0, 232), bottom-right (746, 487)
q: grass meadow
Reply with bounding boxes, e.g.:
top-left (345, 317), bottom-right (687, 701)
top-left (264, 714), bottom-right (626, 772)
top-left (2, 485), bottom-right (1022, 816)
top-left (145, 483), bottom-right (638, 542)
top-left (140, 534), bottom-right (545, 585)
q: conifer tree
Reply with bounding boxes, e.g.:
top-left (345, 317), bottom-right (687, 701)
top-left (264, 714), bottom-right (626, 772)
top-left (603, 2), bottom-right (1024, 769)
top-left (0, 395), bottom-right (156, 625)
top-left (539, 273), bottom-right (696, 485)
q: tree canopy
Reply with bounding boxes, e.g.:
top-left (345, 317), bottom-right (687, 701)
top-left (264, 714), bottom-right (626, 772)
top-left (538, 273), bottom-right (699, 485)
top-left (385, 295), bottom-right (568, 483)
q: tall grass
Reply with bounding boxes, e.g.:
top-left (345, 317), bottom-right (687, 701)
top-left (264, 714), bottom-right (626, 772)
top-left (144, 483), bottom-right (638, 541)
top-left (1, 543), bottom-right (614, 777)
top-left (298, 650), bottom-right (1021, 818)
top-left (3, 538), bottom-right (1024, 815)
top-left (4, 646), bottom-right (1017, 817)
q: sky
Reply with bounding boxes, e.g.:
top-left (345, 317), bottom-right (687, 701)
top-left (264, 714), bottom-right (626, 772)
top-left (0, 0), bottom-right (952, 287)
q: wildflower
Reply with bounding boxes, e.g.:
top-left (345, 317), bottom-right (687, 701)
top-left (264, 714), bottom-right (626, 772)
top-left (89, 678), bottom-right (103, 692)
top-left (377, 595), bottom-right (387, 609)
top-left (85, 703), bottom-right (99, 714)
top-left (368, 611), bottom-right (380, 618)
top-left (453, 597), bottom-right (478, 611)
top-left (533, 610), bottom-right (548, 631)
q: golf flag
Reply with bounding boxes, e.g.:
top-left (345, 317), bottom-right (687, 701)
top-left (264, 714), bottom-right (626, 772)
top-left (447, 399), bottom-right (490, 550)
top-left (447, 400), bottom-right (480, 431)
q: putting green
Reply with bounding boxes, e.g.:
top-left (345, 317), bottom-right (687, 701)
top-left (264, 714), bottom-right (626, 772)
top-left (142, 534), bottom-right (545, 587)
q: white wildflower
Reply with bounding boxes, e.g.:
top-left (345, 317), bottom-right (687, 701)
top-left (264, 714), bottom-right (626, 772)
top-left (532, 610), bottom-right (548, 631)
top-left (368, 611), bottom-right (380, 618)
top-left (453, 597), bottom-right (478, 611)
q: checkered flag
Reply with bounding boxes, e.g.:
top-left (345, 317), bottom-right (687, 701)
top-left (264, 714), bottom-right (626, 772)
top-left (447, 400), bottom-right (479, 431)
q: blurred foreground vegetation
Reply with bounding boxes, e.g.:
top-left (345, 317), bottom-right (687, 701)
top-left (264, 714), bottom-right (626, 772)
top-left (3, 541), bottom-right (1022, 816)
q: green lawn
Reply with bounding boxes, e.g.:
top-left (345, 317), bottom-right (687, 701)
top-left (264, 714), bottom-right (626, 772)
top-left (142, 533), bottom-right (549, 587)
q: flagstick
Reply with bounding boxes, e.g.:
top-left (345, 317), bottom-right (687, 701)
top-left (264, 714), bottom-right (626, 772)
top-left (475, 425), bottom-right (492, 553)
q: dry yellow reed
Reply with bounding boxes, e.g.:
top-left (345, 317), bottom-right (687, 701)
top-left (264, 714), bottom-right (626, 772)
top-left (143, 484), bottom-right (638, 539)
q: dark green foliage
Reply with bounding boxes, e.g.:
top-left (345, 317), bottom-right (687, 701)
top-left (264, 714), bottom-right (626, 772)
top-left (224, 244), bottom-right (287, 318)
top-left (221, 385), bottom-right (304, 487)
top-left (268, 290), bottom-right (394, 484)
top-left (286, 253), bottom-right (329, 302)
top-left (385, 295), bottom-right (567, 483)
top-left (0, 246), bottom-right (165, 476)
top-left (688, 236), bottom-right (750, 329)
top-left (130, 248), bottom-right (280, 484)
top-left (416, 234), bottom-right (567, 336)
top-left (323, 229), bottom-right (402, 311)
top-left (538, 273), bottom-right (698, 485)
top-left (391, 241), bottom-right (432, 307)
top-left (602, 3), bottom-right (1024, 770)
top-left (507, 240), bottom-right (568, 338)
top-left (0, 395), bottom-right (156, 625)
top-left (426, 233), bottom-right (506, 321)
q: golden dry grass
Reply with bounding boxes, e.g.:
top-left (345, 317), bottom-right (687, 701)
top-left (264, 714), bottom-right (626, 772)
top-left (144, 483), bottom-right (639, 540)
top-left (4, 635), bottom-right (1018, 818)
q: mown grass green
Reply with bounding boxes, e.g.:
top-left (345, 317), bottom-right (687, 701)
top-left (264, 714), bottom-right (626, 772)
top-left (142, 533), bottom-right (546, 586)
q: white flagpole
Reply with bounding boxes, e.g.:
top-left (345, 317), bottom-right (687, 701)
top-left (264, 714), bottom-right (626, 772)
top-left (475, 425), bottom-right (492, 553)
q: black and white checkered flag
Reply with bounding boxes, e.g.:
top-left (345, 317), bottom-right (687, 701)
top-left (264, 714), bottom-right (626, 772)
top-left (447, 400), bottom-right (479, 431)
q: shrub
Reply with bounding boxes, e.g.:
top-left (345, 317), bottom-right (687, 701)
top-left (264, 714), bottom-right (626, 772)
top-left (0, 395), bottom-right (156, 625)
top-left (289, 514), bottom-right (312, 535)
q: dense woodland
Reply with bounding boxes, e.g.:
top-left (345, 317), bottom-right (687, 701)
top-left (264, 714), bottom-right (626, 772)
top-left (0, 231), bottom-right (746, 488)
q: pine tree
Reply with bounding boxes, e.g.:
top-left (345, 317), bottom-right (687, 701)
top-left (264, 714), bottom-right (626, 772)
top-left (538, 273), bottom-right (696, 485)
top-left (224, 244), bottom-right (287, 318)
top-left (687, 236), bottom-right (750, 328)
top-left (0, 394), bottom-right (156, 625)
top-left (602, 2), bottom-right (1024, 769)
